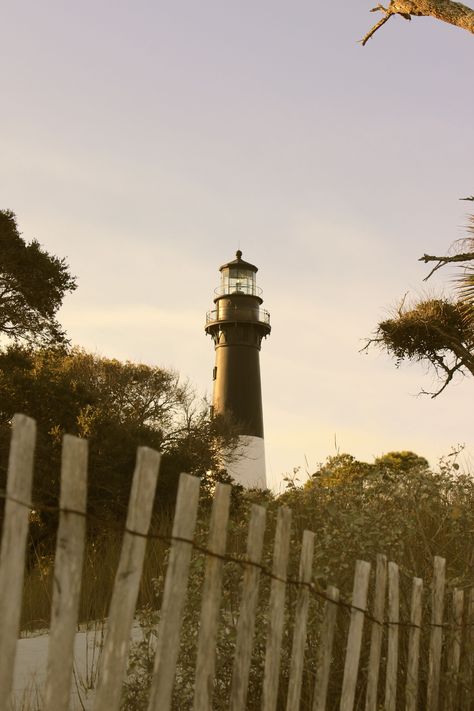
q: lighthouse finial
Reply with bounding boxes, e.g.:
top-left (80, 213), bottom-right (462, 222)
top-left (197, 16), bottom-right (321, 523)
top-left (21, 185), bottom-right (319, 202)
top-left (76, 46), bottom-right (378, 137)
top-left (236, 249), bottom-right (242, 260)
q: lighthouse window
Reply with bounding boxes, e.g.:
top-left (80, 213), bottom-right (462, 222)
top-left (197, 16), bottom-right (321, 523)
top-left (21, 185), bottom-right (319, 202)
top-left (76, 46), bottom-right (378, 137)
top-left (213, 366), bottom-right (217, 380)
top-left (221, 268), bottom-right (256, 295)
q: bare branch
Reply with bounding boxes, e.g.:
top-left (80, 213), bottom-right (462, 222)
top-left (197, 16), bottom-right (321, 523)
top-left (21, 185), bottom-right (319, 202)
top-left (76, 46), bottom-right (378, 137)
top-left (360, 7), bottom-right (396, 45)
top-left (419, 252), bottom-right (474, 281)
top-left (360, 333), bottom-right (387, 353)
top-left (361, 0), bottom-right (474, 45)
top-left (397, 291), bottom-right (409, 316)
top-left (420, 361), bottom-right (459, 398)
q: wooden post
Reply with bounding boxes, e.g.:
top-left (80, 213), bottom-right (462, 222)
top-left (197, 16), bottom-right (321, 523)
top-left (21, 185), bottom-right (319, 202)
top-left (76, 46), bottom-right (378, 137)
top-left (340, 560), bottom-right (371, 711)
top-left (405, 577), bottom-right (423, 711)
top-left (93, 447), bottom-right (161, 711)
top-left (147, 473), bottom-right (201, 711)
top-left (229, 504), bottom-right (267, 711)
top-left (44, 436), bottom-right (88, 711)
top-left (312, 586), bottom-right (340, 711)
top-left (0, 415), bottom-right (36, 711)
top-left (262, 506), bottom-right (292, 711)
top-left (459, 587), bottom-right (474, 711)
top-left (384, 562), bottom-right (399, 711)
top-left (193, 483), bottom-right (232, 711)
top-left (286, 530), bottom-right (315, 711)
top-left (365, 553), bottom-right (387, 711)
top-left (444, 588), bottom-right (464, 711)
top-left (427, 556), bottom-right (446, 711)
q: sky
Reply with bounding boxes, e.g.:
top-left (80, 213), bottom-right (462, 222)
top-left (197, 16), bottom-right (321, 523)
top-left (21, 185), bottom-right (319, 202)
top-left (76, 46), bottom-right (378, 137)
top-left (1, 1), bottom-right (473, 491)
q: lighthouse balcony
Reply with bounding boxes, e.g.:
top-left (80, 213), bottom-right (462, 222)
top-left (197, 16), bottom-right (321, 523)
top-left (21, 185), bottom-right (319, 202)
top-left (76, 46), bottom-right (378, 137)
top-left (206, 306), bottom-right (270, 327)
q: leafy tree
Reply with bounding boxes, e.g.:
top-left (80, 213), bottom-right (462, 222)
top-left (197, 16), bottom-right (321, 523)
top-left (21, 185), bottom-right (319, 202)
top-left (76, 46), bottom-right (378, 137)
top-left (361, 1), bottom-right (474, 45)
top-left (306, 450), bottom-right (429, 487)
top-left (280, 449), bottom-right (474, 586)
top-left (0, 346), bottom-right (239, 550)
top-left (374, 449), bottom-right (429, 473)
top-left (308, 453), bottom-right (372, 487)
top-left (0, 210), bottom-right (76, 347)
top-left (365, 202), bottom-right (474, 396)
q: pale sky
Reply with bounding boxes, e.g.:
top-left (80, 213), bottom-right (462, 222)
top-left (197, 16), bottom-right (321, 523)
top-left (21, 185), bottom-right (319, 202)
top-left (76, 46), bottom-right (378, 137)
top-left (1, 1), bottom-right (473, 490)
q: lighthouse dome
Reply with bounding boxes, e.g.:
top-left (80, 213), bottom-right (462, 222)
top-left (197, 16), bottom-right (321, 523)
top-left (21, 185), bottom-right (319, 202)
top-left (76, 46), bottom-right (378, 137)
top-left (218, 251), bottom-right (259, 296)
top-left (219, 250), bottom-right (258, 273)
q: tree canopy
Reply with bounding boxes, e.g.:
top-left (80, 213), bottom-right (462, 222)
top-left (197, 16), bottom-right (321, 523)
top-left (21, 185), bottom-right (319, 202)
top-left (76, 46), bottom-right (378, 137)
top-left (307, 450), bottom-right (429, 487)
top-left (0, 210), bottom-right (76, 347)
top-left (0, 346), bottom-right (239, 550)
top-left (279, 449), bottom-right (471, 587)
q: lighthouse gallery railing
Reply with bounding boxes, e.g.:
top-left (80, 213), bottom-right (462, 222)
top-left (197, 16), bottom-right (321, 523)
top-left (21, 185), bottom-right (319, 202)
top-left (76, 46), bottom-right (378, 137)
top-left (206, 305), bottom-right (270, 326)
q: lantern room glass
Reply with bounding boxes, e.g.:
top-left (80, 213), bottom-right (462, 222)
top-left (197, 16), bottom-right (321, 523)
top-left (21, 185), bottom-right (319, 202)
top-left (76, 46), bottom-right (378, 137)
top-left (221, 267), bottom-right (257, 295)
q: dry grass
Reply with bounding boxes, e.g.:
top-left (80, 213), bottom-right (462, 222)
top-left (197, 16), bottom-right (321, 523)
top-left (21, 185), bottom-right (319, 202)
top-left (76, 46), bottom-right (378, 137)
top-left (20, 509), bottom-right (173, 633)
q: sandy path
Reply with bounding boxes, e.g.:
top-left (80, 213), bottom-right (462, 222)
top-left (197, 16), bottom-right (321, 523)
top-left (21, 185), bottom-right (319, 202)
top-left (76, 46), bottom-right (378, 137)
top-left (12, 622), bottom-right (136, 710)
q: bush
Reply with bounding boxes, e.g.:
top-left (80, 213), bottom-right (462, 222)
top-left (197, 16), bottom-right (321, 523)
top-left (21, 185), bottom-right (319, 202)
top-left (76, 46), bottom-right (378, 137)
top-left (121, 450), bottom-right (474, 710)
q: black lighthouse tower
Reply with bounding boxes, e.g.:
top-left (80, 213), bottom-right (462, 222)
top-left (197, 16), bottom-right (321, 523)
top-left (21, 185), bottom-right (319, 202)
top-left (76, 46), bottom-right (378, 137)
top-left (205, 250), bottom-right (271, 488)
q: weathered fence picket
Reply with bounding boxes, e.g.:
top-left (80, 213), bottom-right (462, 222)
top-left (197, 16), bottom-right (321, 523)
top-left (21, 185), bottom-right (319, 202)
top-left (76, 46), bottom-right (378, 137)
top-left (340, 560), bottom-right (371, 711)
top-left (148, 472), bottom-right (201, 711)
top-left (2, 416), bottom-right (474, 711)
top-left (405, 577), bottom-right (423, 711)
top-left (44, 436), bottom-right (88, 711)
top-left (194, 482), bottom-right (231, 711)
top-left (444, 587), bottom-right (464, 711)
top-left (286, 530), bottom-right (315, 711)
top-left (427, 556), bottom-right (446, 711)
top-left (312, 585), bottom-right (339, 711)
top-left (262, 506), bottom-right (292, 711)
top-left (365, 553), bottom-right (387, 711)
top-left (460, 587), bottom-right (474, 711)
top-left (384, 561), bottom-right (399, 711)
top-left (0, 414), bottom-right (36, 711)
top-left (93, 446), bottom-right (161, 711)
top-left (229, 504), bottom-right (267, 711)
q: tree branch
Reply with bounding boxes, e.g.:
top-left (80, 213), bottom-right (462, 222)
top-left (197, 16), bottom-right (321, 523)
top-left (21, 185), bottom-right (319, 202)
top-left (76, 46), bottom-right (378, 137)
top-left (420, 356), bottom-right (460, 397)
top-left (428, 323), bottom-right (474, 372)
top-left (361, 5), bottom-right (404, 46)
top-left (419, 251), bottom-right (474, 281)
top-left (361, 0), bottom-right (474, 45)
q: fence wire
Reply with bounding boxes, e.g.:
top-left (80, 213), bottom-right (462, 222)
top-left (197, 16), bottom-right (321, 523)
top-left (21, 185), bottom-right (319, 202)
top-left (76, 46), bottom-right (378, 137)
top-left (0, 489), bottom-right (472, 633)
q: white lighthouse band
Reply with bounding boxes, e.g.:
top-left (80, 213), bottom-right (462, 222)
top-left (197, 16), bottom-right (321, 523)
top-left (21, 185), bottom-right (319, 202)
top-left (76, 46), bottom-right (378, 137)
top-left (227, 435), bottom-right (267, 489)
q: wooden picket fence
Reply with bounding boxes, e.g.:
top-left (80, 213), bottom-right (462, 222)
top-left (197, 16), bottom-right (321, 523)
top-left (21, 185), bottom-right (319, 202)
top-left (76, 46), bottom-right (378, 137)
top-left (1, 414), bottom-right (474, 710)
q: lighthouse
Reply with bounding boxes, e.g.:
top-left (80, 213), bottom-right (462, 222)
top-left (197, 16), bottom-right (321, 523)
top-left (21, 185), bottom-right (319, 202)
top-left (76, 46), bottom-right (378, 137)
top-left (205, 250), bottom-right (271, 488)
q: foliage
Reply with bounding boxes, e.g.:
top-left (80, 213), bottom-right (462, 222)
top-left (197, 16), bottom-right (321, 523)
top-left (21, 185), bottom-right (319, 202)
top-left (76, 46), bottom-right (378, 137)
top-left (378, 300), bottom-right (469, 360)
top-left (121, 450), bottom-right (474, 710)
top-left (0, 210), bottom-right (76, 347)
top-left (369, 297), bottom-right (474, 395)
top-left (366, 206), bottom-right (474, 396)
top-left (282, 450), bottom-right (474, 586)
top-left (306, 452), bottom-right (372, 486)
top-left (0, 346), bottom-right (239, 552)
top-left (122, 604), bottom-right (160, 710)
top-left (373, 449), bottom-right (429, 472)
